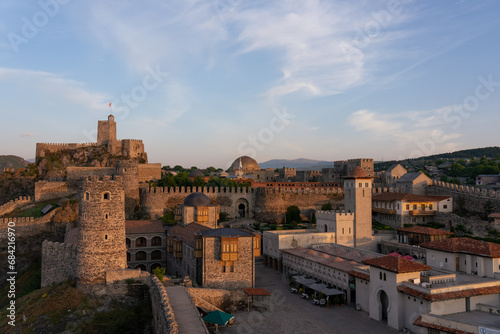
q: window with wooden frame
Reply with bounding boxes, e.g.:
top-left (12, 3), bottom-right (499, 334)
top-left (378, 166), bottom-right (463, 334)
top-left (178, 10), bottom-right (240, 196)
top-left (221, 237), bottom-right (238, 261)
top-left (196, 207), bottom-right (209, 222)
top-left (174, 205), bottom-right (182, 221)
top-left (194, 234), bottom-right (203, 258)
top-left (174, 240), bottom-right (183, 259)
top-left (167, 236), bottom-right (174, 253)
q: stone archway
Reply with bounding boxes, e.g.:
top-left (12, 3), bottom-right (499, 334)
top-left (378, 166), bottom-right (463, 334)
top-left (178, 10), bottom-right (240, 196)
top-left (235, 198), bottom-right (249, 218)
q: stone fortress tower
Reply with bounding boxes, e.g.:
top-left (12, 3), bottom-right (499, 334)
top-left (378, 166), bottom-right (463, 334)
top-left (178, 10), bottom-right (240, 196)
top-left (115, 160), bottom-right (140, 217)
top-left (77, 175), bottom-right (127, 283)
top-left (344, 166), bottom-right (373, 248)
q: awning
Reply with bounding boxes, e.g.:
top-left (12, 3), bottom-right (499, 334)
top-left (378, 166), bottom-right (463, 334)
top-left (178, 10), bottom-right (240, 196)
top-left (292, 275), bottom-right (316, 287)
top-left (309, 283), bottom-right (344, 296)
top-left (203, 310), bottom-right (234, 326)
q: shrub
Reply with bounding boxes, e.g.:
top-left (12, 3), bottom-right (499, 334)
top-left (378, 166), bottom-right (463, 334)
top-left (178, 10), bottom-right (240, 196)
top-left (153, 267), bottom-right (166, 281)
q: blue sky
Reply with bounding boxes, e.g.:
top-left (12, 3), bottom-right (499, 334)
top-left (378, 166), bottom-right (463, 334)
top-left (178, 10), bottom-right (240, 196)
top-left (1, 0), bottom-right (500, 168)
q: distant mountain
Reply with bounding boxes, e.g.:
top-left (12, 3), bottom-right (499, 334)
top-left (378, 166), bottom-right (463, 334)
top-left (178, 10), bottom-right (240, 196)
top-left (0, 155), bottom-right (30, 170)
top-left (259, 158), bottom-right (333, 170)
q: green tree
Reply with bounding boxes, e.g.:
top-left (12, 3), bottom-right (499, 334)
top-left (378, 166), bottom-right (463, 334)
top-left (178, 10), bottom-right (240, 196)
top-left (286, 205), bottom-right (301, 224)
top-left (156, 173), bottom-right (176, 187)
top-left (153, 267), bottom-right (166, 281)
top-left (173, 165), bottom-right (184, 172)
top-left (193, 176), bottom-right (205, 187)
top-left (321, 203), bottom-right (333, 210)
top-left (162, 165), bottom-right (171, 170)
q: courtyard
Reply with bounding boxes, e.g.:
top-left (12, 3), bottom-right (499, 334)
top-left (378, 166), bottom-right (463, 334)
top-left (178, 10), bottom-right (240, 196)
top-left (218, 262), bottom-right (400, 334)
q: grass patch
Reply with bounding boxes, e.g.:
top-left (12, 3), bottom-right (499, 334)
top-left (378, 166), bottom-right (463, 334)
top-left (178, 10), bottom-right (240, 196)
top-left (417, 222), bottom-right (445, 229)
top-left (3, 199), bottom-right (61, 219)
top-left (372, 221), bottom-right (395, 231)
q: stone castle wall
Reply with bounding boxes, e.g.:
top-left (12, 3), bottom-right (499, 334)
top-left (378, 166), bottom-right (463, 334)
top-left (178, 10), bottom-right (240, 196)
top-left (35, 181), bottom-right (78, 202)
top-left (149, 275), bottom-right (178, 334)
top-left (67, 167), bottom-right (115, 183)
top-left (0, 196), bottom-right (33, 216)
top-left (36, 142), bottom-right (97, 158)
top-left (41, 240), bottom-right (77, 287)
top-left (0, 209), bottom-right (59, 240)
top-left (138, 163), bottom-right (162, 182)
top-left (426, 180), bottom-right (500, 214)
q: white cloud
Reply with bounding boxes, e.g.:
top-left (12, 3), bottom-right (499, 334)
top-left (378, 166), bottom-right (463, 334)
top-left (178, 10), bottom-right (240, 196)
top-left (20, 132), bottom-right (35, 137)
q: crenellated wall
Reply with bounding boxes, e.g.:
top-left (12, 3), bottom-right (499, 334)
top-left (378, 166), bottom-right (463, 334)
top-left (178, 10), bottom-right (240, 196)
top-left (0, 196), bottom-right (33, 216)
top-left (426, 180), bottom-right (500, 214)
top-left (0, 209), bottom-right (59, 240)
top-left (41, 240), bottom-right (78, 287)
top-left (141, 186), bottom-right (343, 222)
top-left (36, 142), bottom-right (97, 157)
top-left (149, 275), bottom-right (179, 334)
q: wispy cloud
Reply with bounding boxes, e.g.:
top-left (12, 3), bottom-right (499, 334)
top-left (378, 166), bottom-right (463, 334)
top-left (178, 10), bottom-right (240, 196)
top-left (20, 132), bottom-right (35, 137)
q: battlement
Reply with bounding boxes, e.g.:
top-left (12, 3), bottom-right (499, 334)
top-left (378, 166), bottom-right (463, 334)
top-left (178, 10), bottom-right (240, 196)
top-left (36, 142), bottom-right (98, 157)
top-left (430, 180), bottom-right (500, 199)
top-left (121, 139), bottom-right (143, 143)
top-left (0, 196), bottom-right (33, 217)
top-left (316, 210), bottom-right (354, 219)
top-left (149, 275), bottom-right (178, 333)
top-left (147, 186), bottom-right (255, 194)
top-left (83, 175), bottom-right (119, 183)
top-left (0, 217), bottom-right (35, 226)
top-left (42, 240), bottom-right (78, 254)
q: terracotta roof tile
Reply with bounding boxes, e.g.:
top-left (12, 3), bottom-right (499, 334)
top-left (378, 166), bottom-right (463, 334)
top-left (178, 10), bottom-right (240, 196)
top-left (398, 284), bottom-right (500, 302)
top-left (397, 226), bottom-right (453, 236)
top-left (412, 316), bottom-right (474, 334)
top-left (349, 270), bottom-right (370, 281)
top-left (362, 255), bottom-right (431, 273)
top-left (125, 220), bottom-right (165, 234)
top-left (420, 237), bottom-right (500, 258)
top-left (345, 166), bottom-right (371, 179)
top-left (242, 288), bottom-right (271, 296)
top-left (168, 223), bottom-right (212, 247)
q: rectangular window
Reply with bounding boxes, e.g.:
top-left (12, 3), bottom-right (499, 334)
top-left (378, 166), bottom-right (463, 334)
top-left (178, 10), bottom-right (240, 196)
top-left (429, 204), bottom-right (433, 210)
top-left (421, 204), bottom-right (425, 210)
top-left (221, 238), bottom-right (238, 261)
top-left (443, 205), bottom-right (448, 209)
top-left (413, 204), bottom-right (417, 210)
top-left (406, 204), bottom-right (409, 210)
top-left (359, 182), bottom-right (362, 187)
top-left (221, 261), bottom-right (226, 273)
top-left (445, 258), bottom-right (447, 263)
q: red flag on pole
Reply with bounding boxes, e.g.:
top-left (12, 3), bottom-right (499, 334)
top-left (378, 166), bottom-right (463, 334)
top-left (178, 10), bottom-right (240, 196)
top-left (109, 102), bottom-right (112, 107)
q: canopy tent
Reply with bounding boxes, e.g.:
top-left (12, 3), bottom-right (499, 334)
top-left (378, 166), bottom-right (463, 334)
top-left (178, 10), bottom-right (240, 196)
top-left (203, 310), bottom-right (234, 333)
top-left (292, 275), bottom-right (316, 287)
top-left (242, 288), bottom-right (272, 312)
top-left (309, 283), bottom-right (344, 296)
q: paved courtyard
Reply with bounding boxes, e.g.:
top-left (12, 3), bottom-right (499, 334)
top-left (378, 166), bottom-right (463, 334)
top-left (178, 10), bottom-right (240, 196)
top-left (218, 263), bottom-right (400, 334)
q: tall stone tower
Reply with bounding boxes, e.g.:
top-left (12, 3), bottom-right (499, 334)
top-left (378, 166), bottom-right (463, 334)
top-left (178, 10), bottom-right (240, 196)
top-left (115, 160), bottom-right (139, 218)
top-left (77, 175), bottom-right (127, 283)
top-left (97, 115), bottom-right (118, 154)
top-left (344, 166), bottom-right (373, 248)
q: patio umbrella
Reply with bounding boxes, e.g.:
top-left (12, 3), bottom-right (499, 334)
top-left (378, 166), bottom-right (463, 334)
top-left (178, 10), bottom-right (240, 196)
top-left (203, 310), bottom-right (234, 333)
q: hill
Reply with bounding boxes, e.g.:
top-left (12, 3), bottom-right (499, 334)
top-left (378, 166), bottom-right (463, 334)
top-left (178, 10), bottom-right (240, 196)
top-left (0, 155), bottom-right (30, 170)
top-left (259, 158), bottom-right (333, 169)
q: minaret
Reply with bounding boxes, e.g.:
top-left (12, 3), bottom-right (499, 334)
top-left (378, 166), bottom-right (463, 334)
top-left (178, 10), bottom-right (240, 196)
top-left (344, 166), bottom-right (373, 248)
top-left (77, 175), bottom-right (127, 283)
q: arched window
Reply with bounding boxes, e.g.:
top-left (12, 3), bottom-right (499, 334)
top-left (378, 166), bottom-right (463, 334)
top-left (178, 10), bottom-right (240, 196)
top-left (151, 236), bottom-right (162, 246)
top-left (135, 251), bottom-right (147, 261)
top-left (136, 237), bottom-right (147, 247)
top-left (126, 238), bottom-right (131, 248)
top-left (151, 250), bottom-right (162, 260)
top-left (127, 252), bottom-right (131, 261)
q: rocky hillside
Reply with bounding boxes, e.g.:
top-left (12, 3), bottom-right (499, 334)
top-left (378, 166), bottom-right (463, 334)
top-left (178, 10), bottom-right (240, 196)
top-left (0, 155), bottom-right (30, 170)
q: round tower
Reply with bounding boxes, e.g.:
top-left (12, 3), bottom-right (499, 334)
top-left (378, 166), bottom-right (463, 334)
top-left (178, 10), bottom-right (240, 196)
top-left (115, 160), bottom-right (139, 219)
top-left (77, 175), bottom-right (127, 283)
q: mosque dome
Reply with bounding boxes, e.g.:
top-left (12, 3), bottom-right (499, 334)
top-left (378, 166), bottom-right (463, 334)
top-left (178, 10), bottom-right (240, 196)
top-left (183, 192), bottom-right (211, 206)
top-left (230, 156), bottom-right (260, 172)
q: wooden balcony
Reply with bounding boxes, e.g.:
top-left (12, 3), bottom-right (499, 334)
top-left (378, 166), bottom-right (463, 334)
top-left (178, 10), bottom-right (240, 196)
top-left (373, 207), bottom-right (396, 214)
top-left (409, 210), bottom-right (436, 216)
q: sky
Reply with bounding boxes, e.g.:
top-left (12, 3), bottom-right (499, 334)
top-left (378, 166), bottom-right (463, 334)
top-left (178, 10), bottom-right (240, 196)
top-left (1, 0), bottom-right (500, 169)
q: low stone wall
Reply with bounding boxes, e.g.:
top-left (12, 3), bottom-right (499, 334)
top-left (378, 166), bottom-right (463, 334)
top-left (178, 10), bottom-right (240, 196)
top-left (35, 181), bottom-right (78, 201)
top-left (105, 268), bottom-right (143, 284)
top-left (149, 275), bottom-right (178, 334)
top-left (0, 196), bottom-right (33, 216)
top-left (187, 287), bottom-right (246, 313)
top-left (0, 209), bottom-right (60, 240)
top-left (41, 240), bottom-right (77, 287)
top-left (381, 240), bottom-right (427, 260)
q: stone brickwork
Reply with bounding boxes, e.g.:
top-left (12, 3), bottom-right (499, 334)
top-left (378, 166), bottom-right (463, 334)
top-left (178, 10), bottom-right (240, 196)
top-left (427, 180), bottom-right (500, 215)
top-left (35, 142), bottom-right (97, 158)
top-left (35, 181), bottom-right (78, 201)
top-left (41, 240), bottom-right (77, 287)
top-left (67, 167), bottom-right (115, 183)
top-left (116, 160), bottom-right (140, 217)
top-left (0, 196), bottom-right (33, 216)
top-left (149, 275), bottom-right (178, 334)
top-left (202, 236), bottom-right (254, 289)
top-left (0, 209), bottom-right (60, 240)
top-left (77, 176), bottom-right (127, 283)
top-left (138, 163), bottom-right (162, 182)
top-left (187, 287), bottom-right (246, 312)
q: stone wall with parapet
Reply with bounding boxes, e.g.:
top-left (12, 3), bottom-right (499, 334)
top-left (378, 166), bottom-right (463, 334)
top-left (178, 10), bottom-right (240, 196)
top-left (36, 142), bottom-right (97, 157)
top-left (141, 186), bottom-right (343, 222)
top-left (67, 167), bottom-right (115, 183)
top-left (316, 210), bottom-right (354, 220)
top-left (426, 180), bottom-right (500, 214)
top-left (0, 209), bottom-right (59, 240)
top-left (0, 196), bottom-right (33, 216)
top-left (35, 181), bottom-right (78, 201)
top-left (149, 275), bottom-right (179, 334)
top-left (41, 240), bottom-right (77, 287)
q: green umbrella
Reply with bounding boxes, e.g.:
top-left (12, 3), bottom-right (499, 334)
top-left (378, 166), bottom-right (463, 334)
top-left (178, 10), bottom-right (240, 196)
top-left (203, 310), bottom-right (234, 326)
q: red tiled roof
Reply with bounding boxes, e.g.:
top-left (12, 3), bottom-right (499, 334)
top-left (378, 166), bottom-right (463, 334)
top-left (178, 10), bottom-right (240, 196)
top-left (362, 255), bottom-right (431, 273)
top-left (349, 270), bottom-right (370, 281)
top-left (168, 223), bottom-right (211, 247)
top-left (397, 226), bottom-right (453, 236)
top-left (399, 284), bottom-right (500, 302)
top-left (345, 166), bottom-right (371, 178)
top-left (125, 220), bottom-right (165, 234)
top-left (373, 192), bottom-right (450, 202)
top-left (242, 288), bottom-right (271, 296)
top-left (420, 237), bottom-right (500, 258)
top-left (412, 316), bottom-right (474, 334)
